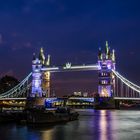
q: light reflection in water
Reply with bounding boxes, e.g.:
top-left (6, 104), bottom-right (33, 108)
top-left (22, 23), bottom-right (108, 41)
top-left (99, 110), bottom-right (108, 140)
top-left (2, 109), bottom-right (140, 140)
top-left (98, 110), bottom-right (117, 140)
top-left (42, 129), bottom-right (53, 140)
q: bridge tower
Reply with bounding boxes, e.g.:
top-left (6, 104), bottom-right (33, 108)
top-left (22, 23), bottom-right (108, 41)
top-left (31, 48), bottom-right (51, 98)
top-left (98, 41), bottom-right (116, 97)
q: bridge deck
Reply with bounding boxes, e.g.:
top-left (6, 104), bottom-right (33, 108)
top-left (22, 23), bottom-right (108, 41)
top-left (114, 97), bottom-right (140, 100)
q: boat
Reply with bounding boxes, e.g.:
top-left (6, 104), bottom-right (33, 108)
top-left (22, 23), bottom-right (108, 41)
top-left (26, 107), bottom-right (79, 124)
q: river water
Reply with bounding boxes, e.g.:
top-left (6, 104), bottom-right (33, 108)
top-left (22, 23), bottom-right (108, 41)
top-left (0, 109), bottom-right (140, 140)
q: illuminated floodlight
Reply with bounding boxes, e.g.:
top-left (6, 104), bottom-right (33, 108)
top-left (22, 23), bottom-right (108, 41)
top-left (98, 65), bottom-right (101, 70)
top-left (64, 65), bottom-right (98, 70)
top-left (107, 63), bottom-right (111, 69)
top-left (69, 97), bottom-right (94, 102)
top-left (45, 98), bottom-right (58, 102)
top-left (41, 67), bottom-right (59, 71)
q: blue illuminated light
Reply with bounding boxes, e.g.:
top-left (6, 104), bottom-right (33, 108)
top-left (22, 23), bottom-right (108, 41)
top-left (107, 63), bottom-right (111, 69)
top-left (98, 65), bottom-right (101, 70)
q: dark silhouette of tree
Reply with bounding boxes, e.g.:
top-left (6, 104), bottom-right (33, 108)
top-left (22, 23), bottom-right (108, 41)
top-left (0, 75), bottom-right (19, 94)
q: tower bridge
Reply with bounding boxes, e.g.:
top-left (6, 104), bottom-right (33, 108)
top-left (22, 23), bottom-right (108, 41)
top-left (1, 41), bottom-right (140, 109)
top-left (30, 41), bottom-right (115, 98)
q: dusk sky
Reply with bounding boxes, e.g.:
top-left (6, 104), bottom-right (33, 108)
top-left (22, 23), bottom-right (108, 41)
top-left (0, 0), bottom-right (140, 95)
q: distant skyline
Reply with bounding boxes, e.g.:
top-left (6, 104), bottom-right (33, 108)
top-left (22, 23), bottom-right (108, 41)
top-left (0, 0), bottom-right (140, 95)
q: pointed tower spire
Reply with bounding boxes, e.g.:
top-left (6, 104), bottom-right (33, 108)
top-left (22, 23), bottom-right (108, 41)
top-left (98, 47), bottom-right (103, 60)
top-left (112, 49), bottom-right (115, 61)
top-left (105, 41), bottom-right (109, 53)
top-left (45, 54), bottom-right (51, 66)
top-left (39, 47), bottom-right (45, 65)
top-left (105, 41), bottom-right (109, 59)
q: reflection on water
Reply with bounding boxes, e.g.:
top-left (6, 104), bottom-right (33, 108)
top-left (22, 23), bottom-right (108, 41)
top-left (42, 129), bottom-right (53, 140)
top-left (1, 109), bottom-right (140, 140)
top-left (99, 110), bottom-right (117, 140)
top-left (99, 110), bottom-right (108, 140)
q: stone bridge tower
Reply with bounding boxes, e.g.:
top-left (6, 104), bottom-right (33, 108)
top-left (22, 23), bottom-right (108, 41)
top-left (31, 48), bottom-right (51, 98)
top-left (98, 41), bottom-right (116, 97)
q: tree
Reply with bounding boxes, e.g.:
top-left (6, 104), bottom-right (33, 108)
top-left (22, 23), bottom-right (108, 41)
top-left (0, 75), bottom-right (19, 94)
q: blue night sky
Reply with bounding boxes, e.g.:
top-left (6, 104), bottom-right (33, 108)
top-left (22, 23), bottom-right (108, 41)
top-left (0, 0), bottom-right (140, 95)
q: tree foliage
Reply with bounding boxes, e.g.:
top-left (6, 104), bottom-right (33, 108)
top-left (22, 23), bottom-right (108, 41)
top-left (0, 75), bottom-right (19, 94)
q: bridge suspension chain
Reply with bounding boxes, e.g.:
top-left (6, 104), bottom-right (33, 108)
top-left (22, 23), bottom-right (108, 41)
top-left (112, 70), bottom-right (140, 90)
top-left (0, 73), bottom-right (32, 98)
top-left (112, 70), bottom-right (140, 93)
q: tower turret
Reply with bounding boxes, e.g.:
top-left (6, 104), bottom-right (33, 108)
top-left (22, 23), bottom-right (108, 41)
top-left (105, 41), bottom-right (109, 59)
top-left (112, 49), bottom-right (115, 62)
top-left (98, 47), bottom-right (103, 60)
top-left (108, 47), bottom-right (111, 59)
top-left (45, 54), bottom-right (51, 66)
top-left (39, 47), bottom-right (45, 65)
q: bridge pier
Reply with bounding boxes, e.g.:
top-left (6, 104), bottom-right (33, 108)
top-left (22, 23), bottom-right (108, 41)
top-left (94, 97), bottom-right (120, 109)
top-left (114, 100), bottom-right (120, 109)
top-left (26, 97), bottom-right (46, 109)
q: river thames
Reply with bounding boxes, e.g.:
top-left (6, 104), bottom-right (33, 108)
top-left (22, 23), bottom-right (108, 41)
top-left (0, 109), bottom-right (140, 140)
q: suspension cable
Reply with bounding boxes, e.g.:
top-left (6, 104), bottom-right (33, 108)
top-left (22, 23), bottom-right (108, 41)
top-left (112, 70), bottom-right (140, 93)
top-left (0, 73), bottom-right (32, 98)
top-left (112, 70), bottom-right (140, 90)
